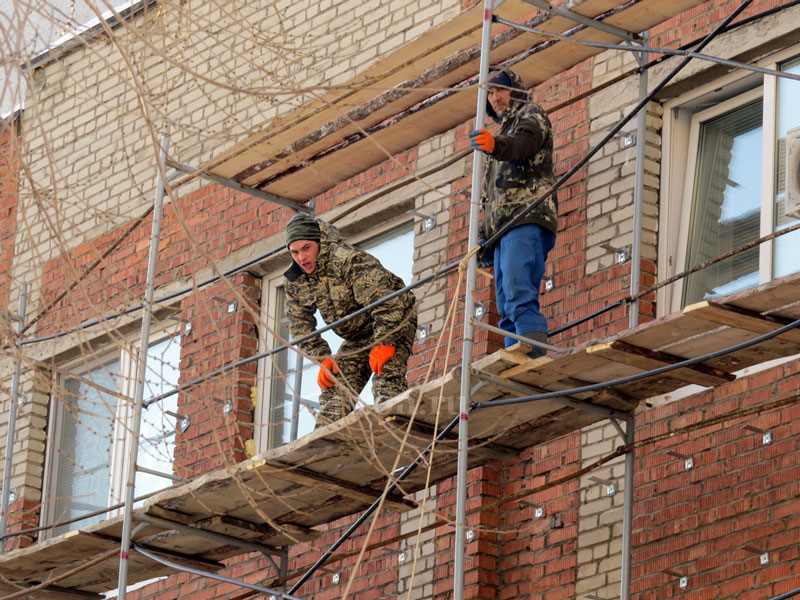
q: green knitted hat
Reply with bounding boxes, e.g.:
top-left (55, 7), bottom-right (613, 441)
top-left (285, 213), bottom-right (321, 247)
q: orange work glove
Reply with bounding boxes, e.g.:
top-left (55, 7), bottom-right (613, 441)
top-left (317, 358), bottom-right (339, 390)
top-left (369, 345), bottom-right (396, 376)
top-left (469, 129), bottom-right (495, 154)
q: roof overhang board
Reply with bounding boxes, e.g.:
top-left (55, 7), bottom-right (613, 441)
top-left (202, 0), bottom-right (707, 202)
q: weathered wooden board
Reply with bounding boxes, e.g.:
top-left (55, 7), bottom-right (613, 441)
top-left (206, 0), bottom-right (708, 201)
top-left (0, 582), bottom-right (101, 599)
top-left (0, 525), bottom-right (195, 594)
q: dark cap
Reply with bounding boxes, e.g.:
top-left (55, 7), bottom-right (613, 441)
top-left (487, 70), bottom-right (513, 89)
top-left (285, 213), bottom-right (321, 248)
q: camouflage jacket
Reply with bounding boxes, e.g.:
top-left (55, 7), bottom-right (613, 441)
top-left (481, 70), bottom-right (558, 239)
top-left (283, 221), bottom-right (416, 358)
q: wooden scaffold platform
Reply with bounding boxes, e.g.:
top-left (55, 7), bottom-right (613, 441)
top-left (1, 272), bottom-right (798, 598)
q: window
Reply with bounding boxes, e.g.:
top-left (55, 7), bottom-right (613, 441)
top-left (44, 332), bottom-right (180, 536)
top-left (132, 336), bottom-right (181, 501)
top-left (660, 52), bottom-right (800, 313)
top-left (47, 355), bottom-right (120, 536)
top-left (256, 221), bottom-right (414, 450)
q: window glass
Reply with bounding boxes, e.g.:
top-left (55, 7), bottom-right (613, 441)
top-left (52, 359), bottom-right (120, 536)
top-left (266, 289), bottom-right (319, 448)
top-left (49, 334), bottom-right (181, 535)
top-left (266, 222), bottom-right (414, 448)
top-left (683, 100), bottom-right (763, 305)
top-left (774, 56), bottom-right (800, 279)
top-left (135, 335), bottom-right (181, 501)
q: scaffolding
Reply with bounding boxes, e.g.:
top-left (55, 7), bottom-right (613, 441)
top-left (2, 0), bottom-right (800, 599)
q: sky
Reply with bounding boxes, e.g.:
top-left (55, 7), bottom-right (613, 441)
top-left (0, 1), bottom-right (98, 116)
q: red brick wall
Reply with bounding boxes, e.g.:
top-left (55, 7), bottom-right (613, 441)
top-left (499, 438), bottom-right (581, 600)
top-left (128, 510), bottom-right (404, 600)
top-left (2, 498), bottom-right (38, 552)
top-left (434, 465), bottom-right (503, 600)
top-left (37, 184), bottom-right (292, 336)
top-left (174, 272), bottom-right (260, 477)
top-left (0, 120), bottom-right (19, 317)
top-left (632, 361), bottom-right (800, 599)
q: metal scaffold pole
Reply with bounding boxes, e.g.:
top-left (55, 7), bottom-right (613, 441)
top-left (623, 33), bottom-right (649, 600)
top-left (629, 34), bottom-right (650, 329)
top-left (117, 132), bottom-right (170, 599)
top-left (0, 284), bottom-right (27, 551)
top-left (620, 417), bottom-right (635, 600)
top-left (453, 1), bottom-right (495, 598)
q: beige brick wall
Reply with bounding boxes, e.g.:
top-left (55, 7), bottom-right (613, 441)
top-left (584, 92), bottom-right (662, 276)
top-left (0, 368), bottom-right (50, 510)
top-left (397, 484), bottom-right (439, 600)
top-left (575, 45), bottom-right (662, 598)
top-left (576, 421), bottom-right (627, 597)
top-left (13, 0), bottom-right (463, 313)
top-left (412, 130), bottom-right (463, 344)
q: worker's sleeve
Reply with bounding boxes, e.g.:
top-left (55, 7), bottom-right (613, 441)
top-left (492, 107), bottom-right (550, 161)
top-left (346, 251), bottom-right (415, 346)
top-left (284, 280), bottom-right (333, 358)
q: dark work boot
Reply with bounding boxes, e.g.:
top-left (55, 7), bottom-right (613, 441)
top-left (520, 331), bottom-right (548, 359)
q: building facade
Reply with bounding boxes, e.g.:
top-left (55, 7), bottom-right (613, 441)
top-left (0, 0), bottom-right (799, 598)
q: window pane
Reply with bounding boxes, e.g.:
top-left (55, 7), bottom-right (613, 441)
top-left (53, 360), bottom-right (119, 536)
top-left (359, 223), bottom-right (414, 286)
top-left (683, 100), bottom-right (763, 306)
top-left (774, 56), bottom-right (800, 279)
top-left (135, 335), bottom-right (181, 500)
top-left (267, 289), bottom-right (319, 448)
top-left (267, 222), bottom-right (414, 448)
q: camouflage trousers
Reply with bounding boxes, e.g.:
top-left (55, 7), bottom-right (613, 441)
top-left (315, 319), bottom-right (416, 428)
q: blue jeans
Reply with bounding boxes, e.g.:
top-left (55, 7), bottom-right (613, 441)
top-left (493, 224), bottom-right (556, 347)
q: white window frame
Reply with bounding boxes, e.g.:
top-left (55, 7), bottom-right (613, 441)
top-left (42, 325), bottom-right (180, 536)
top-left (659, 45), bottom-right (800, 315)
top-left (254, 216), bottom-right (415, 453)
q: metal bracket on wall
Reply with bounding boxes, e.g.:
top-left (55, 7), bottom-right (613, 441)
top-left (406, 209), bottom-right (436, 232)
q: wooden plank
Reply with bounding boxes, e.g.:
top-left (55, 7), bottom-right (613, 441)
top-left (586, 340), bottom-right (736, 387)
top-left (721, 271), bottom-right (800, 316)
top-left (256, 459), bottom-right (415, 512)
top-left (384, 414), bottom-right (520, 461)
top-left (0, 583), bottom-right (102, 599)
top-left (499, 351), bottom-right (606, 385)
top-left (684, 300), bottom-right (800, 344)
top-left (208, 0), bottom-right (543, 182)
top-left (191, 515), bottom-right (316, 543)
top-left (206, 0), bottom-right (708, 200)
top-left (0, 524), bottom-right (184, 594)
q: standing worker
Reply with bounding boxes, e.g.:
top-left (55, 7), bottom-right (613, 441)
top-left (470, 68), bottom-right (558, 358)
top-left (283, 214), bottom-right (417, 427)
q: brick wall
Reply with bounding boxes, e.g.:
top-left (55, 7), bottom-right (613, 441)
top-left (500, 439), bottom-right (581, 600)
top-left (631, 361), bottom-right (800, 599)
top-left (3, 0), bottom-right (800, 598)
top-left (174, 272), bottom-right (260, 477)
top-left (0, 120), bottom-right (18, 315)
top-left (14, 0), bottom-right (463, 328)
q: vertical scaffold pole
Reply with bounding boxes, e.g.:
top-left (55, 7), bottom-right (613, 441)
top-left (453, 2), bottom-right (495, 598)
top-left (289, 351), bottom-right (303, 442)
top-left (620, 417), bottom-right (635, 600)
top-left (118, 132), bottom-right (170, 599)
top-left (629, 34), bottom-right (649, 329)
top-left (0, 283), bottom-right (27, 551)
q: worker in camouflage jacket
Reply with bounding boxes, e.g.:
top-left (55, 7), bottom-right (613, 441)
top-left (470, 68), bottom-right (558, 358)
top-left (283, 214), bottom-right (417, 427)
